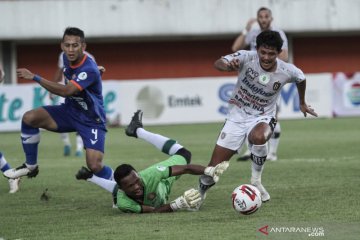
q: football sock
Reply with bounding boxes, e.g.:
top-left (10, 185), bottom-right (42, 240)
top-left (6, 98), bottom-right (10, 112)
top-left (0, 152), bottom-right (11, 172)
top-left (94, 165), bottom-right (114, 180)
top-left (61, 133), bottom-right (71, 147)
top-left (250, 143), bottom-right (267, 181)
top-left (76, 133), bottom-right (84, 152)
top-left (21, 121), bottom-right (40, 168)
top-left (198, 175), bottom-right (215, 196)
top-left (136, 128), bottom-right (182, 155)
top-left (269, 122), bottom-right (281, 155)
top-left (88, 175), bottom-right (117, 193)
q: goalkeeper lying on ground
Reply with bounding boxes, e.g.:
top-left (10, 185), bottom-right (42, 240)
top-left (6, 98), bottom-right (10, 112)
top-left (76, 110), bottom-right (229, 213)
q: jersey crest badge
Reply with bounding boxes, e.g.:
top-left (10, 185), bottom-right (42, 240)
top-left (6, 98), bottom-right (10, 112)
top-left (273, 81), bottom-right (281, 91)
top-left (258, 74), bottom-right (270, 86)
top-left (77, 72), bottom-right (87, 81)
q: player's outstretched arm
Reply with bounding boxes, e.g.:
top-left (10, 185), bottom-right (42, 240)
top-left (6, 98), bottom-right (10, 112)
top-left (214, 58), bottom-right (240, 72)
top-left (17, 68), bottom-right (80, 97)
top-left (170, 161), bottom-right (229, 182)
top-left (296, 80), bottom-right (318, 117)
top-left (140, 189), bottom-right (201, 213)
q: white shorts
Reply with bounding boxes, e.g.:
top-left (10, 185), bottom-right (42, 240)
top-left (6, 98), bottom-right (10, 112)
top-left (216, 116), bottom-right (275, 152)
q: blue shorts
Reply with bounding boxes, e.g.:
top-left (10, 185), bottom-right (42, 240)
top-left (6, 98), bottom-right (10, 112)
top-left (43, 105), bottom-right (106, 153)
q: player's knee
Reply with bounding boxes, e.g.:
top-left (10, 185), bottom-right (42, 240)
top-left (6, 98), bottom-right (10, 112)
top-left (22, 111), bottom-right (37, 126)
top-left (175, 148), bottom-right (192, 164)
top-left (87, 163), bottom-right (102, 173)
top-left (250, 133), bottom-right (267, 145)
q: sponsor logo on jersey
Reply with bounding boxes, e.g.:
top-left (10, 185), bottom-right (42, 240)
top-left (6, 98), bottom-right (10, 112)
top-left (156, 166), bottom-right (166, 171)
top-left (258, 74), bottom-right (270, 86)
top-left (77, 72), bottom-right (87, 81)
top-left (245, 67), bottom-right (259, 81)
top-left (273, 81), bottom-right (281, 91)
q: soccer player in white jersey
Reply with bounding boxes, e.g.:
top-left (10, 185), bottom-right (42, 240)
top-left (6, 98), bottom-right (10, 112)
top-left (197, 30), bottom-right (317, 205)
top-left (232, 7), bottom-right (288, 161)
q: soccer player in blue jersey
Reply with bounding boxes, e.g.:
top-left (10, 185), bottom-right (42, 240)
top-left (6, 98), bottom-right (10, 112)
top-left (4, 27), bottom-right (113, 182)
top-left (76, 110), bottom-right (229, 213)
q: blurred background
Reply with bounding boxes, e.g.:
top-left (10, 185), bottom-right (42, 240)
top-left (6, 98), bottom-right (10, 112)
top-left (1, 0), bottom-right (360, 130)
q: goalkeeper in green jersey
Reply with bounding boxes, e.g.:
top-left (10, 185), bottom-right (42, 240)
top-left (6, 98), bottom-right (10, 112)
top-left (76, 110), bottom-right (229, 213)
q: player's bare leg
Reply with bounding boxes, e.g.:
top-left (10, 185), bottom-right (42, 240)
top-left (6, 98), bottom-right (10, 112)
top-left (197, 145), bottom-right (235, 209)
top-left (4, 108), bottom-right (56, 179)
top-left (248, 123), bottom-right (272, 202)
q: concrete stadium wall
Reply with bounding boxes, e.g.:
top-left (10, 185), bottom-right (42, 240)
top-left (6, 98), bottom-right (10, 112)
top-left (0, 0), bottom-right (360, 40)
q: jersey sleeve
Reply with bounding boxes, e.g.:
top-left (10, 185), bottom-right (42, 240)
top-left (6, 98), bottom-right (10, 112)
top-left (290, 65), bottom-right (306, 83)
top-left (140, 165), bottom-right (170, 184)
top-left (222, 50), bottom-right (256, 71)
top-left (70, 70), bottom-right (99, 91)
top-left (116, 191), bottom-right (142, 213)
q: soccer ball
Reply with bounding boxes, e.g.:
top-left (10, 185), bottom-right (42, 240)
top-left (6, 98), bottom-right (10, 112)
top-left (232, 184), bottom-right (262, 215)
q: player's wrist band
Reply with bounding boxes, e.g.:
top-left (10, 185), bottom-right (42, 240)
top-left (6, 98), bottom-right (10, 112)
top-left (32, 74), bottom-right (42, 83)
top-left (242, 29), bottom-right (248, 35)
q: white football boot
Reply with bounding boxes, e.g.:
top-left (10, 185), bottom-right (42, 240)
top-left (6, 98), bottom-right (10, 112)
top-left (266, 153), bottom-right (278, 161)
top-left (4, 163), bottom-right (39, 179)
top-left (251, 178), bottom-right (270, 202)
top-left (8, 178), bottom-right (20, 193)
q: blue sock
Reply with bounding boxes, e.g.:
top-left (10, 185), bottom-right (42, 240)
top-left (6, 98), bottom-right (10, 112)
top-left (21, 121), bottom-right (40, 165)
top-left (0, 152), bottom-right (11, 172)
top-left (94, 165), bottom-right (113, 180)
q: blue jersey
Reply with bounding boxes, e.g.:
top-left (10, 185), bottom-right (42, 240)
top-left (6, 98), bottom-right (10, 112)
top-left (62, 54), bottom-right (106, 129)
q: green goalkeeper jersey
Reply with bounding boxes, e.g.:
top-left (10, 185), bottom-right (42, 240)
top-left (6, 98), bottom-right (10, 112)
top-left (115, 155), bottom-right (187, 213)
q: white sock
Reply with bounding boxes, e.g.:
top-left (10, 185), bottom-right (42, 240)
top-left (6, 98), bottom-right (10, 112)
top-left (88, 175), bottom-right (117, 193)
top-left (61, 133), bottom-right (71, 146)
top-left (251, 161), bottom-right (264, 181)
top-left (269, 123), bottom-right (281, 155)
top-left (76, 134), bottom-right (83, 152)
top-left (136, 128), bottom-right (182, 155)
top-left (250, 143), bottom-right (267, 181)
top-left (25, 163), bottom-right (38, 170)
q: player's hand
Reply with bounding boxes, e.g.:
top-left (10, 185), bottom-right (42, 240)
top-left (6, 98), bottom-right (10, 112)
top-left (170, 188), bottom-right (201, 210)
top-left (246, 18), bottom-right (257, 31)
top-left (98, 66), bottom-right (106, 74)
top-left (204, 161), bottom-right (229, 182)
top-left (300, 103), bottom-right (318, 117)
top-left (17, 68), bottom-right (35, 80)
top-left (227, 59), bottom-right (240, 71)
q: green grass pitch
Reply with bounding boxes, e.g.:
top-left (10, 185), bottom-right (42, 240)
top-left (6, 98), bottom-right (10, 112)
top-left (0, 117), bottom-right (359, 240)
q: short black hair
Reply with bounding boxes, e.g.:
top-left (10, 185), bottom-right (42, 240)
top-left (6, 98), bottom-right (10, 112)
top-left (114, 164), bottom-right (136, 186)
top-left (62, 27), bottom-right (85, 42)
top-left (257, 7), bottom-right (272, 16)
top-left (256, 30), bottom-right (283, 52)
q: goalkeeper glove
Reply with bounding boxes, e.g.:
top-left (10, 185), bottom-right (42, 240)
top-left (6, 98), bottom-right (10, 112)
top-left (204, 161), bottom-right (229, 182)
top-left (170, 188), bottom-right (201, 211)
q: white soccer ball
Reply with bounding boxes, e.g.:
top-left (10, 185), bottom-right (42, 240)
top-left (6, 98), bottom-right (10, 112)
top-left (231, 184), bottom-right (262, 215)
